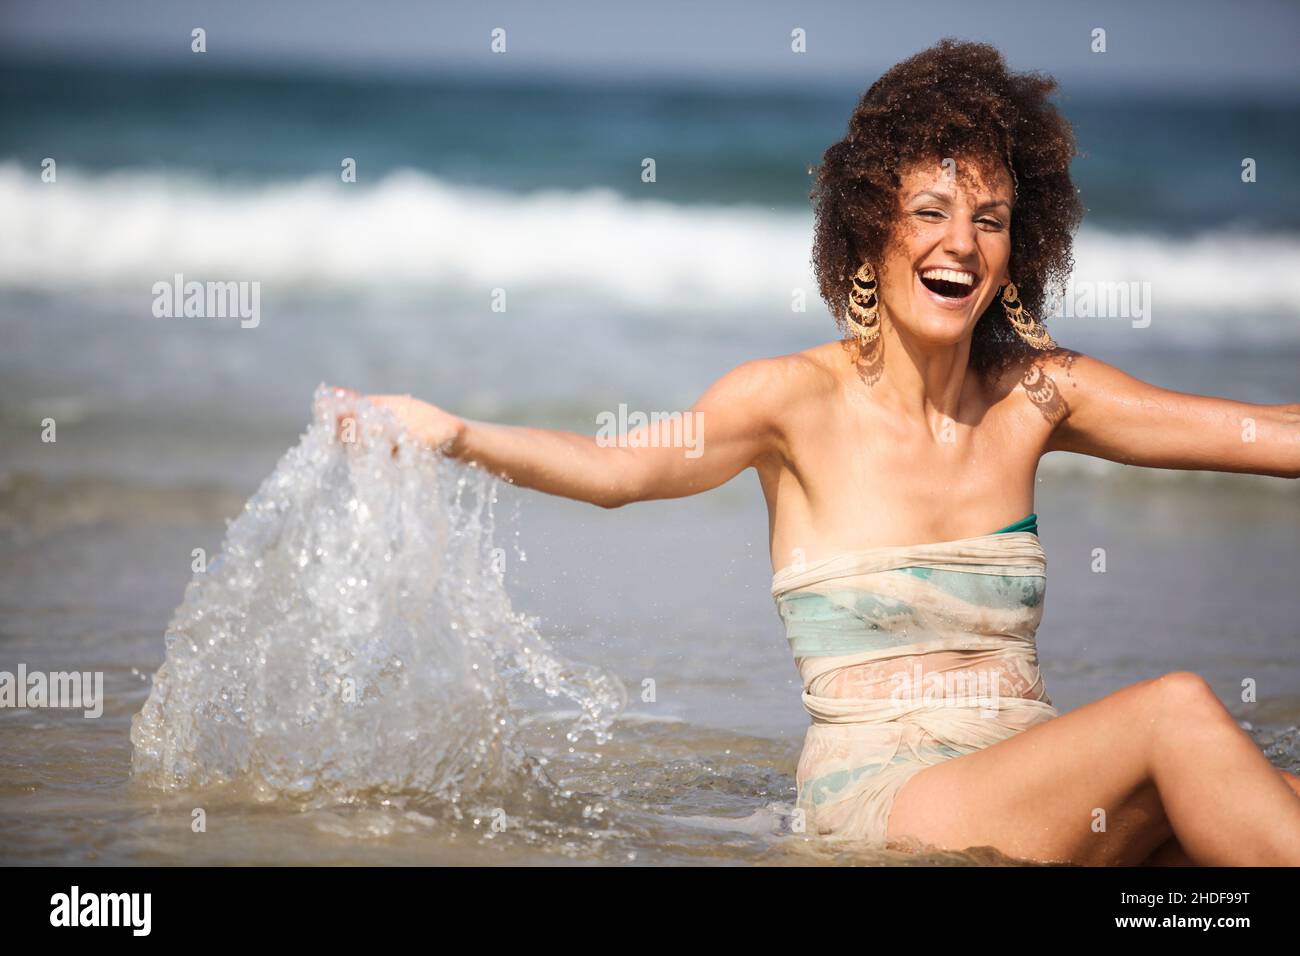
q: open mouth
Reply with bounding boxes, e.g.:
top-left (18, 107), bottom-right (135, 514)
top-left (918, 268), bottom-right (977, 301)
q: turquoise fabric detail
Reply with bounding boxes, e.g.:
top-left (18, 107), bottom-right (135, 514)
top-left (898, 566), bottom-right (1045, 609)
top-left (780, 565), bottom-right (1045, 657)
top-left (777, 514), bottom-right (1043, 658)
top-left (780, 589), bottom-right (921, 657)
top-left (992, 513), bottom-right (1037, 536)
top-left (800, 743), bottom-right (965, 806)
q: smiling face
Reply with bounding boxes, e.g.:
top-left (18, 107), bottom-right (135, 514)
top-left (875, 156), bottom-right (1016, 349)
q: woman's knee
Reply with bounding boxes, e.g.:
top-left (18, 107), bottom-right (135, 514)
top-left (1147, 670), bottom-right (1233, 726)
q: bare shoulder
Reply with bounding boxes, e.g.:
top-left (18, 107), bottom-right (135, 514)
top-left (984, 347), bottom-right (1203, 454)
top-left (708, 343), bottom-right (841, 406)
top-left (983, 346), bottom-right (1093, 429)
top-left (694, 346), bottom-right (843, 472)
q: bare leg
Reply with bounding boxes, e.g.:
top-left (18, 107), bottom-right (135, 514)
top-left (1143, 771), bottom-right (1300, 866)
top-left (885, 672), bottom-right (1300, 865)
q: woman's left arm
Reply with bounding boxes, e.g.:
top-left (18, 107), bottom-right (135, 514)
top-left (1043, 351), bottom-right (1300, 478)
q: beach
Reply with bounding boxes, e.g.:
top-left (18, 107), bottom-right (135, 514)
top-left (2, 443), bottom-right (1298, 865)
top-left (1, 61), bottom-right (1298, 866)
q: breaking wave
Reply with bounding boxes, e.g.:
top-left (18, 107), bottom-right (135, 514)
top-left (4, 162), bottom-right (1300, 331)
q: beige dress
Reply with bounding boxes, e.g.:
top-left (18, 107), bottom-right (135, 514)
top-left (771, 530), bottom-right (1059, 844)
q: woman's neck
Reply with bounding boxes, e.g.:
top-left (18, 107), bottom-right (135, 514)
top-left (867, 321), bottom-right (976, 428)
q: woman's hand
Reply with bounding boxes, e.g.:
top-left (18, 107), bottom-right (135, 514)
top-left (321, 386), bottom-right (465, 456)
top-left (365, 394), bottom-right (466, 453)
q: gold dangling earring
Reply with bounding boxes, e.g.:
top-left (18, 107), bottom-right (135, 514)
top-left (845, 261), bottom-right (880, 346)
top-left (1001, 280), bottom-right (1056, 350)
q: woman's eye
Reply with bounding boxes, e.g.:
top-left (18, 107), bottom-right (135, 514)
top-left (913, 209), bottom-right (1005, 229)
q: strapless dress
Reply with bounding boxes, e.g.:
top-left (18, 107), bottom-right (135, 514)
top-left (770, 514), bottom-right (1057, 843)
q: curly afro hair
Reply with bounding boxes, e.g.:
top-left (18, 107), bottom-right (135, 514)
top-left (809, 38), bottom-right (1084, 381)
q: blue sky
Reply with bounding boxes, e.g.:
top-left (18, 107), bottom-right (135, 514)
top-left (2, 0), bottom-right (1297, 93)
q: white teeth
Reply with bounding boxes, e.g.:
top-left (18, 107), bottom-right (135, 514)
top-left (920, 268), bottom-right (975, 286)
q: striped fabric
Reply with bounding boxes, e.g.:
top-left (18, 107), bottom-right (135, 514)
top-left (771, 529), bottom-right (1058, 843)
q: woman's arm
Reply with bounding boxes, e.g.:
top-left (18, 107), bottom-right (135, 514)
top-left (364, 358), bottom-right (790, 508)
top-left (1043, 351), bottom-right (1300, 478)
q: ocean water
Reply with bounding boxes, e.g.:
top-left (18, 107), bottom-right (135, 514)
top-left (0, 61), bottom-right (1297, 866)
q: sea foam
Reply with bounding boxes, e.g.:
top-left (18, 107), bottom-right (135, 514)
top-left (5, 162), bottom-right (1300, 330)
top-left (129, 386), bottom-right (625, 806)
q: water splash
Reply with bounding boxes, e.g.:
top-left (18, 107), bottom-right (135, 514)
top-left (130, 385), bottom-right (625, 807)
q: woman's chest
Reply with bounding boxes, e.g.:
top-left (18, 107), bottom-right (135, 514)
top-left (762, 395), bottom-right (1050, 557)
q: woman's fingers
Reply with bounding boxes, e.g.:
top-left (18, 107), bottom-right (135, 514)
top-left (318, 390), bottom-right (461, 456)
top-left (366, 395), bottom-right (415, 456)
top-left (366, 395), bottom-right (465, 452)
top-left (318, 384), bottom-right (365, 444)
top-left (367, 394), bottom-right (415, 415)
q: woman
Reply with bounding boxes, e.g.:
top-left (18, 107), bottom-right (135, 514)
top-left (343, 40), bottom-right (1300, 865)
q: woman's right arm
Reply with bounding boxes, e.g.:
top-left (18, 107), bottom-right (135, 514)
top-left (363, 357), bottom-right (793, 508)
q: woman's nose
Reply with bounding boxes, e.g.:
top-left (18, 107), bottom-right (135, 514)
top-left (942, 217), bottom-right (978, 257)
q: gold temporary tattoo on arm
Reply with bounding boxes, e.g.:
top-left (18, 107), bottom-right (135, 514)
top-left (1021, 362), bottom-right (1069, 425)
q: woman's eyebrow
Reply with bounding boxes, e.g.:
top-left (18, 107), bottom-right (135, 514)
top-left (909, 190), bottom-right (1010, 211)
